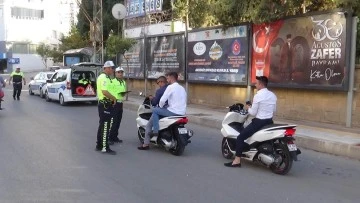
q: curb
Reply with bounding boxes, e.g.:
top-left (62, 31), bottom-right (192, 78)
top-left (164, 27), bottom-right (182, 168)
top-left (123, 101), bottom-right (360, 161)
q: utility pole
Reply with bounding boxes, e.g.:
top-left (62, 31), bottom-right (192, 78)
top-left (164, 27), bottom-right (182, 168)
top-left (93, 0), bottom-right (104, 64)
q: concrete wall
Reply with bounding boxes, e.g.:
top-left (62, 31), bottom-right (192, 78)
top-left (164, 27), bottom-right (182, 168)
top-left (127, 67), bottom-right (360, 128)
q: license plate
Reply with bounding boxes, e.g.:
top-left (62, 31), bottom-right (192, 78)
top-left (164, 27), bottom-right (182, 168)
top-left (178, 128), bottom-right (188, 134)
top-left (287, 144), bottom-right (297, 151)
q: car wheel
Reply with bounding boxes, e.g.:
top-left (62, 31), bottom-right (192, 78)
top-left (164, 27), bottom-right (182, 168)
top-left (59, 94), bottom-right (66, 106)
top-left (45, 91), bottom-right (51, 102)
top-left (29, 87), bottom-right (34, 95)
top-left (39, 88), bottom-right (44, 98)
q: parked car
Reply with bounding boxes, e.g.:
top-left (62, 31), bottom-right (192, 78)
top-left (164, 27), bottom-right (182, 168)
top-left (28, 72), bottom-right (56, 96)
top-left (44, 62), bottom-right (103, 105)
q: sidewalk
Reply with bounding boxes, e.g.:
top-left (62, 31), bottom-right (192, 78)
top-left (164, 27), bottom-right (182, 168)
top-left (124, 95), bottom-right (360, 160)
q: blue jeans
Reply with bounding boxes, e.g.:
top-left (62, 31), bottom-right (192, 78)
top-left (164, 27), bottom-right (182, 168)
top-left (152, 107), bottom-right (179, 133)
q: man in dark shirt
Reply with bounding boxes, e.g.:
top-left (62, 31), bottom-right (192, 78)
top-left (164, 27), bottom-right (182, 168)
top-left (8, 67), bottom-right (26, 100)
top-left (138, 76), bottom-right (168, 150)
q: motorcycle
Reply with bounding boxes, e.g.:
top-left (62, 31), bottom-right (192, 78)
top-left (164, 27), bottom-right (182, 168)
top-left (221, 103), bottom-right (301, 175)
top-left (136, 98), bottom-right (193, 156)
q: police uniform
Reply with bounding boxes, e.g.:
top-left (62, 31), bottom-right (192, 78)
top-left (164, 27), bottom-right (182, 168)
top-left (10, 70), bottom-right (25, 100)
top-left (109, 67), bottom-right (126, 143)
top-left (96, 71), bottom-right (115, 153)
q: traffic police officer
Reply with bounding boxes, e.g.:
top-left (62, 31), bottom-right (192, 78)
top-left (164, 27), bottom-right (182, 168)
top-left (8, 67), bottom-right (26, 100)
top-left (95, 61), bottom-right (117, 155)
top-left (109, 66), bottom-right (127, 144)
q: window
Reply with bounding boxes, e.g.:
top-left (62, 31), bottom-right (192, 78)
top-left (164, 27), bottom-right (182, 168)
top-left (47, 74), bottom-right (54, 79)
top-left (55, 72), bottom-right (67, 82)
top-left (12, 44), bottom-right (28, 54)
top-left (29, 44), bottom-right (37, 54)
top-left (11, 7), bottom-right (44, 19)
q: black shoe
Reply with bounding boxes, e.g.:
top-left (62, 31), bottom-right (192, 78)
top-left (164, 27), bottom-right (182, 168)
top-left (108, 141), bottom-right (114, 145)
top-left (17, 97), bottom-right (20, 101)
top-left (101, 148), bottom-right (116, 155)
top-left (95, 146), bottom-right (102, 151)
top-left (224, 161), bottom-right (241, 168)
top-left (137, 145), bottom-right (150, 150)
top-left (13, 97), bottom-right (16, 100)
top-left (113, 138), bottom-right (123, 143)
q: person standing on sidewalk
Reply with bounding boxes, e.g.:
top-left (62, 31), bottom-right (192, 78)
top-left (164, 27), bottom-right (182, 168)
top-left (138, 75), bottom-right (168, 150)
top-left (224, 76), bottom-right (276, 168)
top-left (8, 67), bottom-right (26, 100)
top-left (95, 61), bottom-right (117, 155)
top-left (109, 66), bottom-right (127, 144)
top-left (150, 72), bottom-right (187, 138)
top-left (0, 75), bottom-right (6, 110)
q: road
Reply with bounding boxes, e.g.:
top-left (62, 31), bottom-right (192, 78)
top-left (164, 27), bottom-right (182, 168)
top-left (0, 87), bottom-right (360, 203)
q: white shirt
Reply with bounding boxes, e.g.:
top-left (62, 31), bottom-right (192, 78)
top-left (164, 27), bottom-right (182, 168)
top-left (159, 82), bottom-right (187, 115)
top-left (248, 88), bottom-right (277, 119)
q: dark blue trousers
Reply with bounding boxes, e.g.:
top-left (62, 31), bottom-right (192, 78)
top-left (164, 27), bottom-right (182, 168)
top-left (235, 118), bottom-right (273, 156)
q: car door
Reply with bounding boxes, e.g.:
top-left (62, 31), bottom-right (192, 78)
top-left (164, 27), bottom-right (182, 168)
top-left (34, 72), bottom-right (46, 94)
top-left (29, 73), bottom-right (41, 92)
top-left (48, 71), bottom-right (68, 100)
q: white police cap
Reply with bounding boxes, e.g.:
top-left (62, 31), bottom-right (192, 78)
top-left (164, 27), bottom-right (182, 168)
top-left (103, 60), bottom-right (115, 68)
top-left (115, 67), bottom-right (124, 72)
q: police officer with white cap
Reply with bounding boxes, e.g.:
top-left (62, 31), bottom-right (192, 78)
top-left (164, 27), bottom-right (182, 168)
top-left (95, 61), bottom-right (117, 155)
top-left (109, 66), bottom-right (127, 144)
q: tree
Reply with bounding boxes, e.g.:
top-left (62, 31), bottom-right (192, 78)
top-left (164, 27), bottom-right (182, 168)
top-left (36, 43), bottom-right (52, 68)
top-left (59, 26), bottom-right (90, 52)
top-left (106, 35), bottom-right (137, 59)
top-left (50, 48), bottom-right (63, 64)
top-left (77, 0), bottom-right (122, 41)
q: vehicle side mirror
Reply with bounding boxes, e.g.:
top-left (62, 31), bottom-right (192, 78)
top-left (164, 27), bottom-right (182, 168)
top-left (30, 77), bottom-right (34, 80)
top-left (46, 79), bottom-right (52, 83)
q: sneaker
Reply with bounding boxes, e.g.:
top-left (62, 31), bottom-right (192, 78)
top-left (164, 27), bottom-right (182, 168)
top-left (101, 148), bottom-right (116, 155)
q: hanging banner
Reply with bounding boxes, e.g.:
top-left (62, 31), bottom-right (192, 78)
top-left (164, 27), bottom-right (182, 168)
top-left (146, 34), bottom-right (185, 80)
top-left (125, 0), bottom-right (163, 19)
top-left (251, 11), bottom-right (350, 90)
top-left (120, 39), bottom-right (144, 79)
top-left (187, 25), bottom-right (249, 84)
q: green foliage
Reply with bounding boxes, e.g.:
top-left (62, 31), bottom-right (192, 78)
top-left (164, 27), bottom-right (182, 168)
top-left (59, 26), bottom-right (90, 52)
top-left (106, 35), bottom-right (137, 59)
top-left (77, 0), bottom-right (123, 41)
top-left (50, 48), bottom-right (63, 64)
top-left (36, 43), bottom-right (52, 68)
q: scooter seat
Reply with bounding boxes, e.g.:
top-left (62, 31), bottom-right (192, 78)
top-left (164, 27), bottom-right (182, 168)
top-left (260, 124), bottom-right (289, 130)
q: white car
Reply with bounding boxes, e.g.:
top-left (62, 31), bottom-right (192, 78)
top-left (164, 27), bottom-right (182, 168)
top-left (28, 72), bottom-right (55, 96)
top-left (44, 62), bottom-right (103, 105)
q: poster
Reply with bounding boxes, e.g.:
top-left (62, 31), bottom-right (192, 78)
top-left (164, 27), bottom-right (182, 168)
top-left (120, 39), bottom-right (144, 79)
top-left (251, 11), bottom-right (350, 90)
top-left (146, 34), bottom-right (185, 80)
top-left (125, 0), bottom-right (163, 19)
top-left (187, 25), bottom-right (249, 84)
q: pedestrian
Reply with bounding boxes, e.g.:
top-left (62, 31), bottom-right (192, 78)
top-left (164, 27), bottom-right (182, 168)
top-left (95, 61), bottom-right (117, 155)
top-left (0, 75), bottom-right (6, 110)
top-left (138, 75), bottom-right (168, 150)
top-left (224, 76), bottom-right (277, 168)
top-left (109, 66), bottom-right (127, 144)
top-left (8, 67), bottom-right (26, 100)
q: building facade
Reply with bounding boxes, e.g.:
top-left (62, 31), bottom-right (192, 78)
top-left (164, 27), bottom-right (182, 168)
top-left (0, 0), bottom-right (78, 73)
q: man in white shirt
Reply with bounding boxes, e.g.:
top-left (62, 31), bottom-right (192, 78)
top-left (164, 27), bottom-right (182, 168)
top-left (225, 76), bottom-right (277, 168)
top-left (150, 72), bottom-right (187, 137)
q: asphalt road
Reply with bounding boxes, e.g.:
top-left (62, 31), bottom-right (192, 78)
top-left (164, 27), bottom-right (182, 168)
top-left (0, 88), bottom-right (360, 203)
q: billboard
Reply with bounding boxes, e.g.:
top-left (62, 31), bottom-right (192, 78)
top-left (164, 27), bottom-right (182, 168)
top-left (146, 34), bottom-right (185, 80)
top-left (187, 25), bottom-right (249, 84)
top-left (120, 39), bottom-right (144, 79)
top-left (125, 0), bottom-right (163, 19)
top-left (251, 11), bottom-right (350, 90)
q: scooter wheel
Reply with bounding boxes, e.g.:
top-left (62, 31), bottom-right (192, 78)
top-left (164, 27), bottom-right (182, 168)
top-left (221, 138), bottom-right (234, 159)
top-left (137, 128), bottom-right (145, 143)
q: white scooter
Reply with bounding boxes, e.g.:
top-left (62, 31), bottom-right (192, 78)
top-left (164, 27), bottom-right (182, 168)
top-left (136, 98), bottom-right (193, 156)
top-left (221, 103), bottom-right (301, 175)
